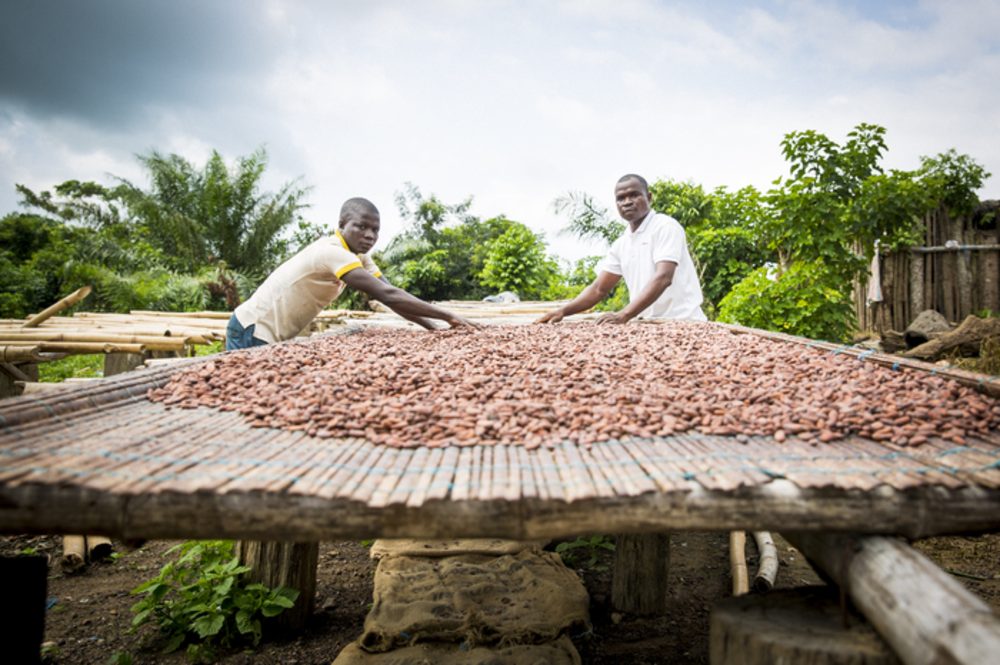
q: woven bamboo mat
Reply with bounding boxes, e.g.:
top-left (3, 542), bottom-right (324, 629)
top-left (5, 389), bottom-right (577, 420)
top-left (1, 355), bottom-right (999, 540)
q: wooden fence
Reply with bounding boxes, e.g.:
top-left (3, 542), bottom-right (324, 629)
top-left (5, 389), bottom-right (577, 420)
top-left (856, 204), bottom-right (1000, 333)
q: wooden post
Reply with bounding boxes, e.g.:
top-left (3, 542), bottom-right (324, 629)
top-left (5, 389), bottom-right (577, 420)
top-left (0, 362), bottom-right (38, 399)
top-left (104, 352), bottom-right (146, 377)
top-left (786, 533), bottom-right (1000, 665)
top-left (235, 541), bottom-right (318, 632)
top-left (978, 230), bottom-right (1000, 315)
top-left (611, 533), bottom-right (670, 615)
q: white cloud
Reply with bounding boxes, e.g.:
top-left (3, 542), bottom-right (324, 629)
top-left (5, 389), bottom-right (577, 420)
top-left (1, 0), bottom-right (997, 267)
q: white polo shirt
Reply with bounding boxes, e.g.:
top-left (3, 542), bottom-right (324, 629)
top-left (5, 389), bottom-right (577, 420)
top-left (596, 211), bottom-right (706, 321)
top-left (234, 231), bottom-right (382, 343)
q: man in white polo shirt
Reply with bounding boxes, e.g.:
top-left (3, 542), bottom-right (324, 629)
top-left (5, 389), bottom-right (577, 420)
top-left (227, 197), bottom-right (478, 350)
top-left (537, 174), bottom-right (706, 324)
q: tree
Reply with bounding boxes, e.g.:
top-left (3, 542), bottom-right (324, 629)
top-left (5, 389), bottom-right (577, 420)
top-left (121, 149), bottom-right (310, 277)
top-left (2, 148), bottom-right (310, 317)
top-left (720, 123), bottom-right (960, 341)
top-left (478, 220), bottom-right (558, 299)
top-left (552, 191), bottom-right (623, 245)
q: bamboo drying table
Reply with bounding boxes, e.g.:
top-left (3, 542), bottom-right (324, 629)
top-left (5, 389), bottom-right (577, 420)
top-left (1, 348), bottom-right (999, 541)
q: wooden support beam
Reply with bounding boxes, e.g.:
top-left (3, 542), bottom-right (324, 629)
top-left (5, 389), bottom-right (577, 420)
top-left (785, 532), bottom-right (1000, 665)
top-left (611, 533), bottom-right (670, 615)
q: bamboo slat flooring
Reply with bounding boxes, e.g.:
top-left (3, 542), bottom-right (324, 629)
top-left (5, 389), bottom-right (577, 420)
top-left (2, 392), bottom-right (1000, 540)
top-left (2, 325), bottom-right (1000, 542)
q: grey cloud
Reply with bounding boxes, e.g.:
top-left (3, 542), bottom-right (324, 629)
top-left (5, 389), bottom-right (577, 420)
top-left (0, 0), bottom-right (288, 127)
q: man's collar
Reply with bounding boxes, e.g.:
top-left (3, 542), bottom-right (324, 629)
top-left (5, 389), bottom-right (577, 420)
top-left (334, 230), bottom-right (351, 251)
top-left (628, 210), bottom-right (656, 235)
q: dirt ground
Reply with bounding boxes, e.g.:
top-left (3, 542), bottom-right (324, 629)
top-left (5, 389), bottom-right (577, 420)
top-left (2, 531), bottom-right (998, 664)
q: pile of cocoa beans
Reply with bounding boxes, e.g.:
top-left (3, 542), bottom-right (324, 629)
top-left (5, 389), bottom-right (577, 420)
top-left (147, 322), bottom-right (1000, 449)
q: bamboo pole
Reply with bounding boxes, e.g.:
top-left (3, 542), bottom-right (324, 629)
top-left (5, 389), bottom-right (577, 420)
top-left (22, 285), bottom-right (92, 328)
top-left (60, 535), bottom-right (87, 573)
top-left (751, 531), bottom-right (778, 592)
top-left (786, 533), bottom-right (1000, 665)
top-left (129, 310), bottom-right (232, 319)
top-left (32, 342), bottom-right (146, 354)
top-left (729, 531), bottom-right (749, 596)
top-left (0, 345), bottom-right (42, 362)
top-left (0, 332), bottom-right (193, 348)
top-left (87, 535), bottom-right (113, 561)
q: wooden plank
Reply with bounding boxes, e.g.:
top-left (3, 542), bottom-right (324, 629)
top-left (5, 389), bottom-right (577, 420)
top-left (4, 481), bottom-right (999, 542)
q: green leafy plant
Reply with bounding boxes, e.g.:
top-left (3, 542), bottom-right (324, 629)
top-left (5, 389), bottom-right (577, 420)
top-left (718, 261), bottom-right (855, 342)
top-left (478, 221), bottom-right (559, 299)
top-left (106, 652), bottom-right (133, 665)
top-left (130, 540), bottom-right (298, 663)
top-left (555, 535), bottom-right (615, 571)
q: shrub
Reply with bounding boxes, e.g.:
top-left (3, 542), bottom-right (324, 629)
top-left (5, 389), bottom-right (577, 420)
top-left (130, 540), bottom-right (298, 663)
top-left (717, 261), bottom-right (855, 342)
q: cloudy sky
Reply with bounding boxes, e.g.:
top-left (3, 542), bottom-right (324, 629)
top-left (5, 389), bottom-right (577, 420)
top-left (1, 0), bottom-right (998, 262)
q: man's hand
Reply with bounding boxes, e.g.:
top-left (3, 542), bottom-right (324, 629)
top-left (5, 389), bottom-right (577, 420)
top-left (447, 315), bottom-right (483, 330)
top-left (534, 309), bottom-right (565, 324)
top-left (595, 311), bottom-right (632, 325)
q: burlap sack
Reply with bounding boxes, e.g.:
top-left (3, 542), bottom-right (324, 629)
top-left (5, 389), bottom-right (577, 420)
top-left (361, 550), bottom-right (590, 652)
top-left (369, 539), bottom-right (547, 561)
top-left (333, 635), bottom-right (581, 665)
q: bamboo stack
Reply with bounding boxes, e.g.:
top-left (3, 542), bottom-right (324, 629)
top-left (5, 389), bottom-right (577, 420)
top-left (0, 310), bottom-right (228, 359)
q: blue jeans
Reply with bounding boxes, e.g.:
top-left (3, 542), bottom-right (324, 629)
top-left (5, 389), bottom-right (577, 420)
top-left (226, 314), bottom-right (269, 351)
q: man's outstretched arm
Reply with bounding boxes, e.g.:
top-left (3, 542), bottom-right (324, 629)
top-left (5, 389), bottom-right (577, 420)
top-left (342, 269), bottom-right (480, 329)
top-left (595, 260), bottom-right (676, 325)
top-left (535, 271), bottom-right (621, 324)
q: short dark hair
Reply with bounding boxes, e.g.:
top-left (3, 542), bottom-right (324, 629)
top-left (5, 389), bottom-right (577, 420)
top-left (616, 173), bottom-right (649, 194)
top-left (340, 197), bottom-right (379, 224)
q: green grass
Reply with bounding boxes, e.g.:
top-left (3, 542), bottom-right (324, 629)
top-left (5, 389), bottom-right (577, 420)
top-left (36, 340), bottom-right (221, 384)
top-left (37, 354), bottom-right (104, 383)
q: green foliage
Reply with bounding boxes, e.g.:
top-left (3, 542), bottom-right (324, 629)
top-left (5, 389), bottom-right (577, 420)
top-left (717, 262), bottom-right (856, 342)
top-left (383, 186), bottom-right (560, 301)
top-left (38, 354), bottom-right (104, 383)
top-left (553, 191), bottom-right (623, 245)
top-left (130, 540), bottom-right (298, 663)
top-left (106, 652), bottom-right (133, 665)
top-left (918, 149), bottom-right (991, 218)
top-left (648, 180), bottom-right (714, 227)
top-left (1, 148), bottom-right (307, 319)
top-left (394, 182), bottom-right (474, 243)
top-left (479, 221), bottom-right (558, 299)
top-left (555, 535), bottom-right (615, 571)
top-left (650, 182), bottom-right (773, 313)
top-left (122, 149), bottom-right (310, 276)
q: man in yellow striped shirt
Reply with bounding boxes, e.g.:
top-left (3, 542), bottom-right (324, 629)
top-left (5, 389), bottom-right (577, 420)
top-left (227, 197), bottom-right (477, 350)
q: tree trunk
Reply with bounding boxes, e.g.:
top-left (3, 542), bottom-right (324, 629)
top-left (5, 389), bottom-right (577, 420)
top-left (611, 533), bottom-right (670, 615)
top-left (710, 586), bottom-right (898, 665)
top-left (236, 541), bottom-right (318, 632)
